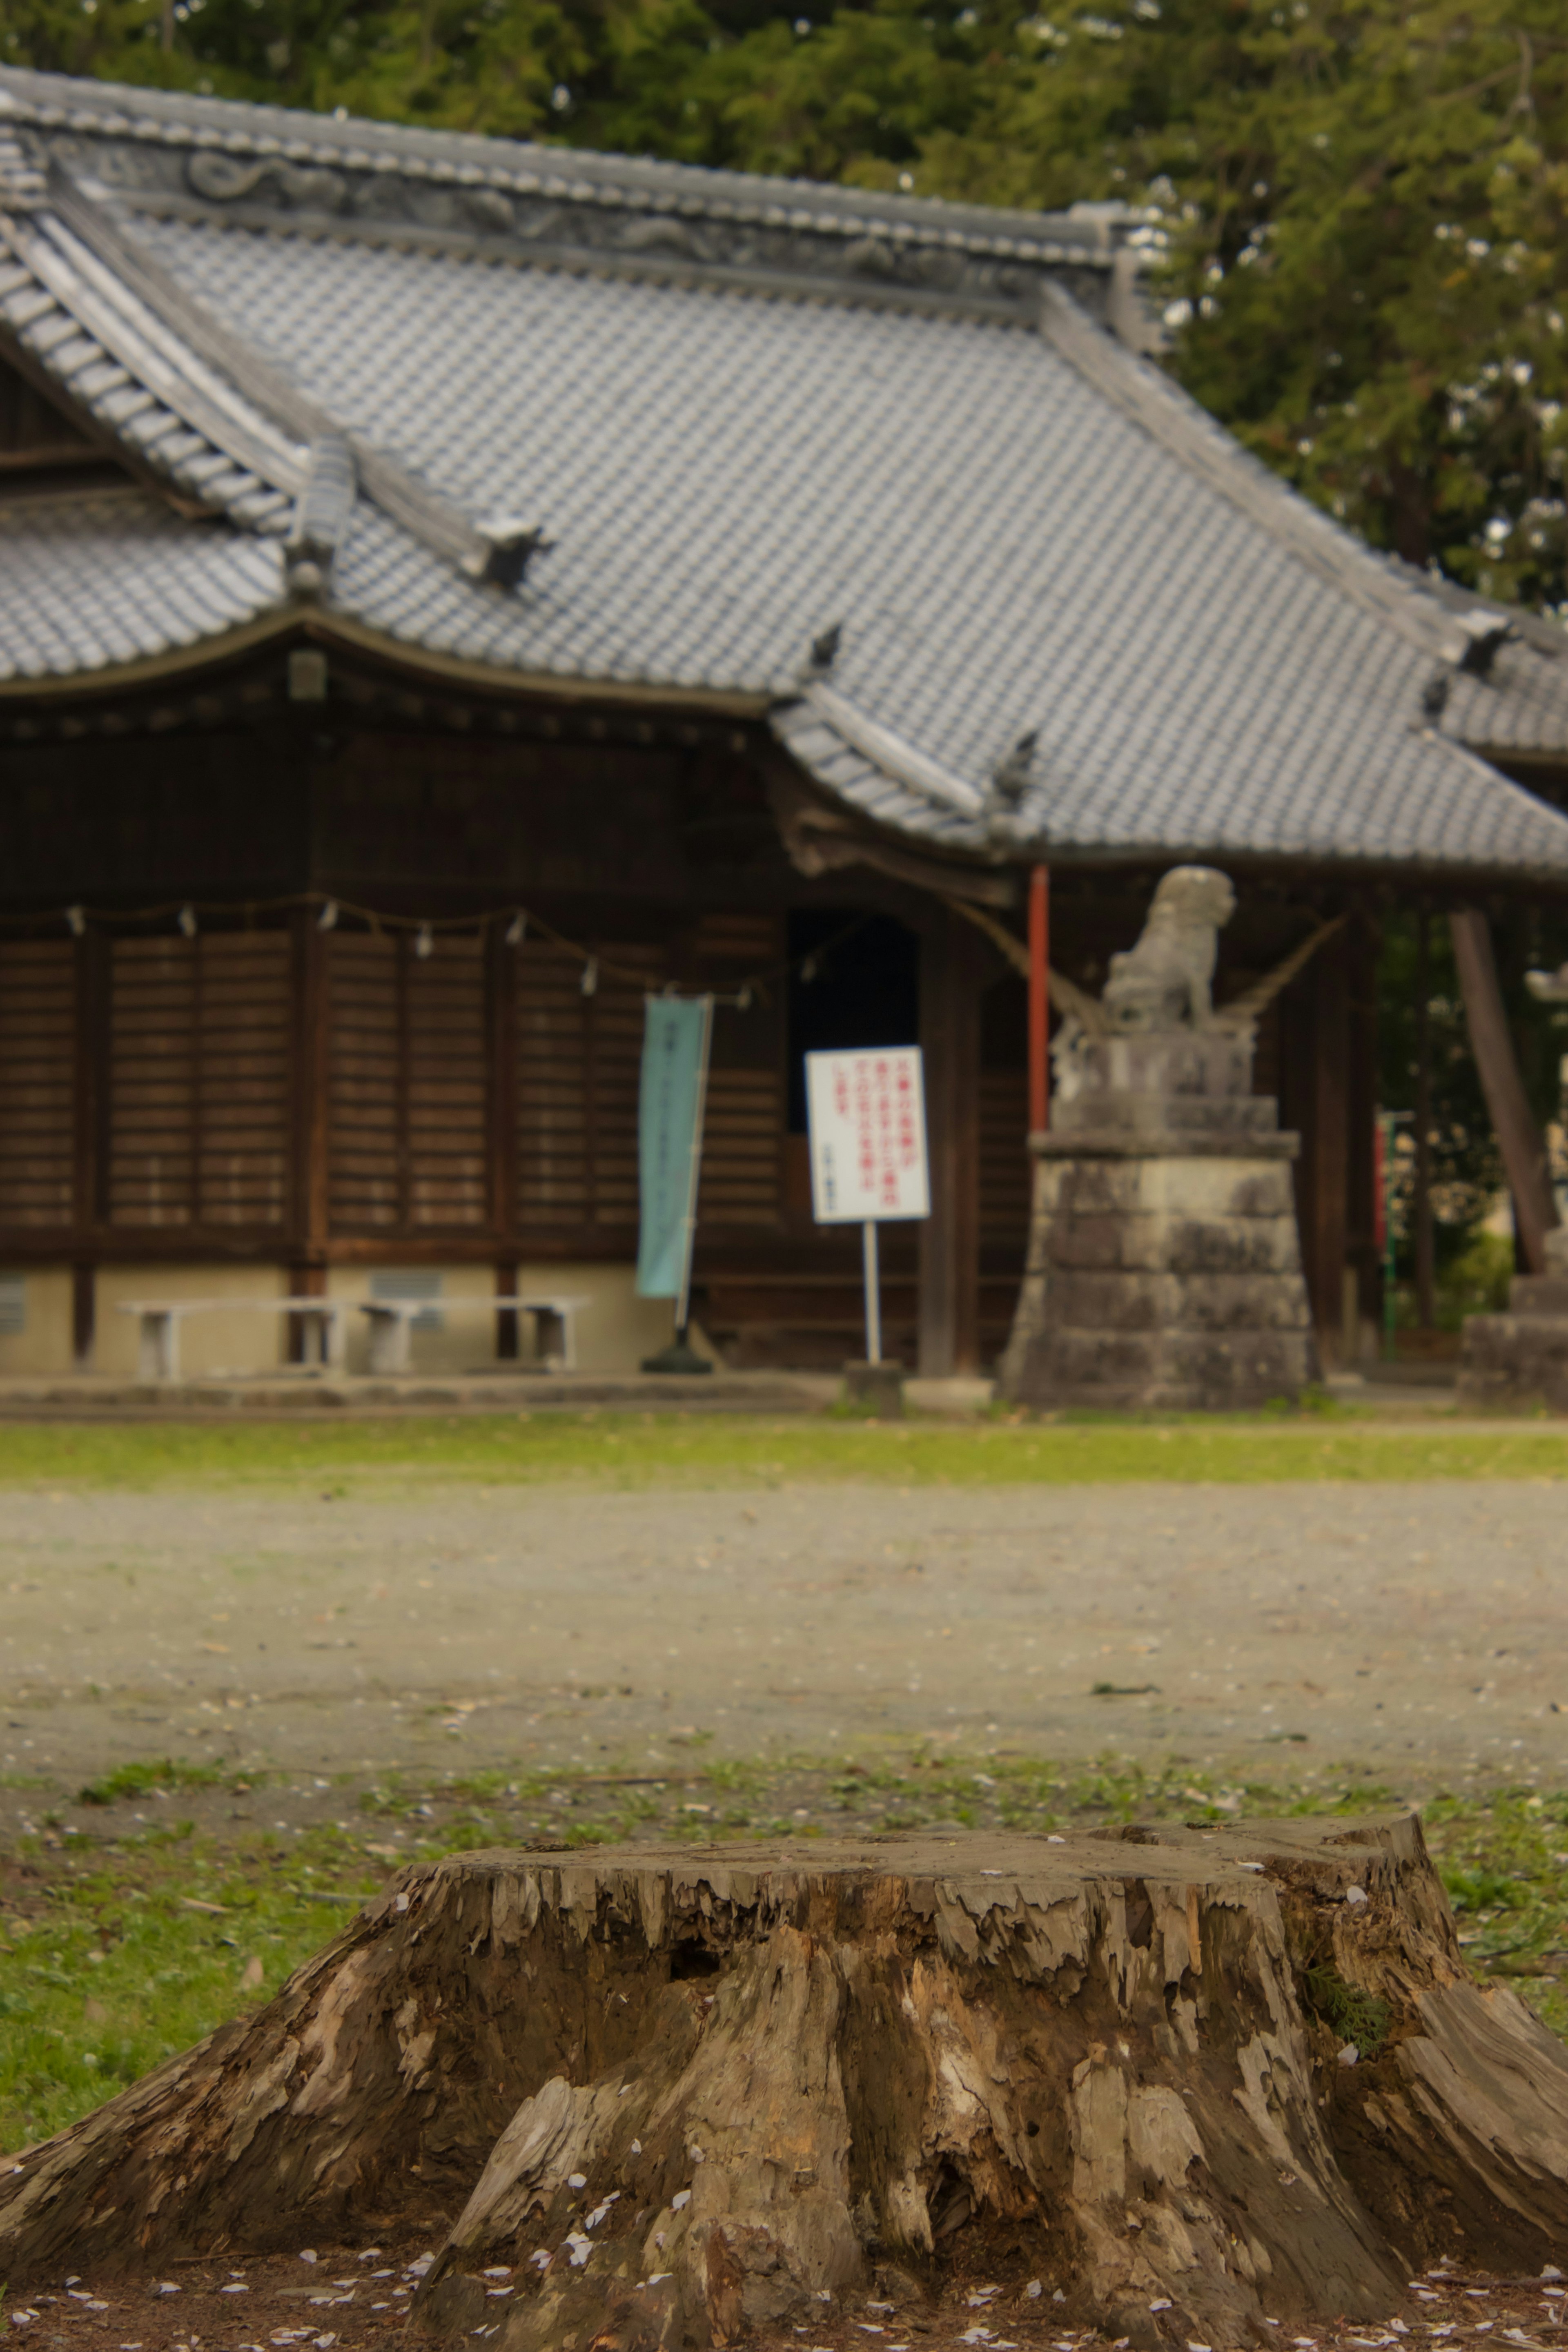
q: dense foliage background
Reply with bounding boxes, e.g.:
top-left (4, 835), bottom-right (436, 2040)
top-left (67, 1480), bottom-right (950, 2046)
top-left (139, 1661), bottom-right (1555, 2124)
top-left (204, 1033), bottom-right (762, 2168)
top-left (7, 0), bottom-right (1568, 1292)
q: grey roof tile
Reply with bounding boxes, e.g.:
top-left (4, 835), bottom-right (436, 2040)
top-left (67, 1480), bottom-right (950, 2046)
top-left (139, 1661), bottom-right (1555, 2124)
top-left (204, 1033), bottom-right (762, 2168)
top-left (0, 487), bottom-right (283, 679)
top-left (4, 68), bottom-right (1568, 874)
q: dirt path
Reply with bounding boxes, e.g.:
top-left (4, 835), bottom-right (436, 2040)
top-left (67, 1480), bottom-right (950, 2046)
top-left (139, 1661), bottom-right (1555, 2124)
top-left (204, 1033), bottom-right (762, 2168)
top-left (2, 1479), bottom-right (1563, 1789)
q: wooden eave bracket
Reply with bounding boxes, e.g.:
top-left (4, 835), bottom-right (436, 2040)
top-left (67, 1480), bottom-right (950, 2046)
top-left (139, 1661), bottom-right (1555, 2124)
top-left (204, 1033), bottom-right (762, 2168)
top-left (765, 761), bottom-right (1018, 907)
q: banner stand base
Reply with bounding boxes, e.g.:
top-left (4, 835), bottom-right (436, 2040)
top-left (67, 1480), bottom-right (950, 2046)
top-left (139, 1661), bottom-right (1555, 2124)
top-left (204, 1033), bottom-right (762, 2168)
top-left (641, 1331), bottom-right (714, 1376)
top-left (842, 1359), bottom-right (904, 1418)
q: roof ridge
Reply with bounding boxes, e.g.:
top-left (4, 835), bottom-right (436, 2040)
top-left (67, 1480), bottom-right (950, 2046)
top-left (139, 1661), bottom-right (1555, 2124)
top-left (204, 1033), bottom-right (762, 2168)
top-left (1034, 281), bottom-right (1565, 671)
top-left (0, 65), bottom-right (1123, 266)
top-left (800, 680), bottom-right (986, 816)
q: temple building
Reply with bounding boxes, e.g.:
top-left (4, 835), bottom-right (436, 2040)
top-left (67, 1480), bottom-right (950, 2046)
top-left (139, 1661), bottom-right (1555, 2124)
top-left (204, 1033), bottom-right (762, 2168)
top-left (2, 65), bottom-right (1568, 1379)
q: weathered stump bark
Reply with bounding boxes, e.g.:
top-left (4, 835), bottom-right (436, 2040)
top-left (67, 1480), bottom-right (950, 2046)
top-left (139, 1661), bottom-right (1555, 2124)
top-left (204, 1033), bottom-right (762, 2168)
top-left (5, 1818), bottom-right (1568, 2351)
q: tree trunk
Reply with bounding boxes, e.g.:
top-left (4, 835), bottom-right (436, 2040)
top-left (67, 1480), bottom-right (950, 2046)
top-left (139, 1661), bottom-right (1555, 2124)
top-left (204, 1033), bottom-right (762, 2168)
top-left (5, 1817), bottom-right (1568, 2351)
top-left (1450, 909), bottom-right (1559, 1273)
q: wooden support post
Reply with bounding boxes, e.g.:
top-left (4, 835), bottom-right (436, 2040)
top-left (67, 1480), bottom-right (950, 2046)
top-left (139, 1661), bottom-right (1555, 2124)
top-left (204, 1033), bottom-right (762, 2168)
top-left (288, 911), bottom-right (332, 1361)
top-left (1414, 910), bottom-right (1436, 1328)
top-left (488, 921), bottom-right (520, 1361)
top-left (1450, 908), bottom-right (1559, 1273)
top-left (918, 906), bottom-right (981, 1377)
top-left (1282, 922), bottom-right (1351, 1365)
top-left (1346, 911), bottom-right (1379, 1356)
top-left (71, 924), bottom-right (106, 1366)
top-left (1028, 862), bottom-right (1050, 1133)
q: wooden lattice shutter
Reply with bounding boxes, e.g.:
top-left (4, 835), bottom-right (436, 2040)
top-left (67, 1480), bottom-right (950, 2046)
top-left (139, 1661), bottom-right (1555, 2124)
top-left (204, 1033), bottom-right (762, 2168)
top-left (328, 934), bottom-right (400, 1229)
top-left (109, 938), bottom-right (196, 1227)
top-left (0, 940), bottom-right (76, 1228)
top-left (516, 939), bottom-right (664, 1232)
top-left (407, 935), bottom-right (487, 1227)
top-left (196, 933), bottom-right (290, 1227)
top-left (329, 933), bottom-right (489, 1232)
top-left (109, 933), bottom-right (292, 1230)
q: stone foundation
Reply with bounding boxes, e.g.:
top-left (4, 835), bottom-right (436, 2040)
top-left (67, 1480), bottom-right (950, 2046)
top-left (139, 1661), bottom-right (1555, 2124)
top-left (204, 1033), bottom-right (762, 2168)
top-left (999, 1034), bottom-right (1317, 1411)
top-left (1457, 1273), bottom-right (1568, 1412)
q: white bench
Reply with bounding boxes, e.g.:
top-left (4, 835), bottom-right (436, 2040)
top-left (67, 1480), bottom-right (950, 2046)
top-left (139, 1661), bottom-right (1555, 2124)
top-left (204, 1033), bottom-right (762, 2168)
top-left (359, 1294), bottom-right (589, 1376)
top-left (118, 1296), bottom-right (346, 1382)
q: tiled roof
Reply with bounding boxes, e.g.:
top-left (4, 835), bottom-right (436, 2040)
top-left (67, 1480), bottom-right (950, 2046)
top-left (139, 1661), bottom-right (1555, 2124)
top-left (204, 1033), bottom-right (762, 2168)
top-left (0, 483), bottom-right (283, 677)
top-left (3, 67), bottom-right (1568, 878)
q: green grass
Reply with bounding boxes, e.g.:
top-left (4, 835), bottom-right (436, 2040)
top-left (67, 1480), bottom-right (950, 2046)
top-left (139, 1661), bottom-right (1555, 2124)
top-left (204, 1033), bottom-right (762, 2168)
top-left (6, 1757), bottom-right (1567, 2155)
top-left (0, 1411), bottom-right (1564, 1490)
top-left (0, 1817), bottom-right (384, 2149)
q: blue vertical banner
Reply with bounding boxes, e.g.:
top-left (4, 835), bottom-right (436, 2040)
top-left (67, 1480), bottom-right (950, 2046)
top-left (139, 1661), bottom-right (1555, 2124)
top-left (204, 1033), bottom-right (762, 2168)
top-left (636, 994), bottom-right (713, 1308)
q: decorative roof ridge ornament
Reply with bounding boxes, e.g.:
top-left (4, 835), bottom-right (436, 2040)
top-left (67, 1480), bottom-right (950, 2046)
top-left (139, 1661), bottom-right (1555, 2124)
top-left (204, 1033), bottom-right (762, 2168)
top-left (1442, 608), bottom-right (1517, 677)
top-left (286, 434), bottom-right (356, 599)
top-left (798, 674), bottom-right (986, 818)
top-left (466, 515), bottom-right (555, 589)
top-left (982, 728), bottom-right (1042, 847)
top-left (799, 621), bottom-right (842, 685)
top-left (0, 66), bottom-right (1125, 274)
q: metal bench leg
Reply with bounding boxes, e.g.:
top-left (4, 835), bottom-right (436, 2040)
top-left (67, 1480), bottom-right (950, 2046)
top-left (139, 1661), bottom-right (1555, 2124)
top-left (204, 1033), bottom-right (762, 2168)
top-left (138, 1310), bottom-right (177, 1382)
top-left (534, 1308), bottom-right (569, 1370)
top-left (365, 1310), bottom-right (410, 1376)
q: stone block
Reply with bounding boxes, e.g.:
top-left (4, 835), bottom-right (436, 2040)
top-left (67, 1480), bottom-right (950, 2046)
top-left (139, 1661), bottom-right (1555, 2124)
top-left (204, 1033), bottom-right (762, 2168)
top-left (1033, 1154), bottom-right (1296, 1224)
top-left (1509, 1276), bottom-right (1568, 1318)
top-left (1010, 1320), bottom-right (1314, 1410)
top-left (1456, 1312), bottom-right (1568, 1411)
top-left (1164, 1218), bottom-right (1302, 1276)
top-left (1048, 1210), bottom-right (1302, 1278)
top-left (1054, 1030), bottom-right (1253, 1111)
top-left (1002, 1129), bottom-right (1316, 1408)
top-left (1046, 1270), bottom-right (1311, 1334)
top-left (1055, 1091), bottom-right (1278, 1140)
top-left (842, 1360), bottom-right (904, 1418)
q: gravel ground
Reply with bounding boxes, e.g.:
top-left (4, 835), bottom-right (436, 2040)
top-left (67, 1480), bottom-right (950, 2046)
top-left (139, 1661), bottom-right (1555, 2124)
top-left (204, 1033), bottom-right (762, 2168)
top-left (1, 1480), bottom-right (1564, 1792)
top-left (8, 2240), bottom-right (1568, 2352)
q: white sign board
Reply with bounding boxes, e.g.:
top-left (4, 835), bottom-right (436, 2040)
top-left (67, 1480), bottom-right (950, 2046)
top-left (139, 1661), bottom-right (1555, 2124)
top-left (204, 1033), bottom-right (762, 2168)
top-left (805, 1047), bottom-right (929, 1225)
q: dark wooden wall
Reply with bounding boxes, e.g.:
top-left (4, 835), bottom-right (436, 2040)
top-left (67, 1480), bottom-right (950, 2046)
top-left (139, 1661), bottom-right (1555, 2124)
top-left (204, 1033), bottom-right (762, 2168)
top-left (0, 667), bottom-right (1384, 1372)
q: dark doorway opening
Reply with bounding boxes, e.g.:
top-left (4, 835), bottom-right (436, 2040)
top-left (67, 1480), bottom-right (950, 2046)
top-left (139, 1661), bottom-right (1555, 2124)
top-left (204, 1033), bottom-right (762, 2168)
top-left (786, 909), bottom-right (920, 1134)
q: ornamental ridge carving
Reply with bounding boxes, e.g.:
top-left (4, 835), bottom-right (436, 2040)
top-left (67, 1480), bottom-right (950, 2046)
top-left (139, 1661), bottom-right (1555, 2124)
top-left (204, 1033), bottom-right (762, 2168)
top-left (41, 124), bottom-right (1113, 320)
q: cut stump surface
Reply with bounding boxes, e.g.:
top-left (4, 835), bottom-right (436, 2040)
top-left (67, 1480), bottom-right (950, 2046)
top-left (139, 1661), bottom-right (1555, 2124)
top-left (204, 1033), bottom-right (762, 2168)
top-left (4, 1818), bottom-right (1568, 2352)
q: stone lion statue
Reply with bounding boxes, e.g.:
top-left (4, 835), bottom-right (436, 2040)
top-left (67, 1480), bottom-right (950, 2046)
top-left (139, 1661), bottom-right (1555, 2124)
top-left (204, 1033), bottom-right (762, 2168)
top-left (1102, 865), bottom-right (1237, 1032)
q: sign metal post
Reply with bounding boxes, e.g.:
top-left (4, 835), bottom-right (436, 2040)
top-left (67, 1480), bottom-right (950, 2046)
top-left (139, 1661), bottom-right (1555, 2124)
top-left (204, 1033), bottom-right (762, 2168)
top-left (862, 1219), bottom-right (882, 1364)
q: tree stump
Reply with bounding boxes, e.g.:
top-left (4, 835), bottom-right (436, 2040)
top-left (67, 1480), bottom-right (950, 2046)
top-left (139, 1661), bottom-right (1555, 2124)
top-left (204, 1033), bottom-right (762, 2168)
top-left (5, 1817), bottom-right (1568, 2350)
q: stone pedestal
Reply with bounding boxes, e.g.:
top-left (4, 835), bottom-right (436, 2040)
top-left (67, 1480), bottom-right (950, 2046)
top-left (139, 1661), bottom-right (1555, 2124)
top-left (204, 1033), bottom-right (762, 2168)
top-left (1457, 1272), bottom-right (1568, 1412)
top-left (999, 1034), bottom-right (1318, 1410)
top-left (841, 1358), bottom-right (905, 1417)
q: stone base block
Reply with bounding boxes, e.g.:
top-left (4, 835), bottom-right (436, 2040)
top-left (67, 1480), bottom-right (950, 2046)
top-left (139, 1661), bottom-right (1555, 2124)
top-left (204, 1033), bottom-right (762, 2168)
top-left (1001, 1138), bottom-right (1316, 1411)
top-left (842, 1359), bottom-right (904, 1417)
top-left (1456, 1312), bottom-right (1568, 1411)
top-left (1510, 1276), bottom-right (1568, 1318)
top-left (1010, 1323), bottom-right (1316, 1411)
